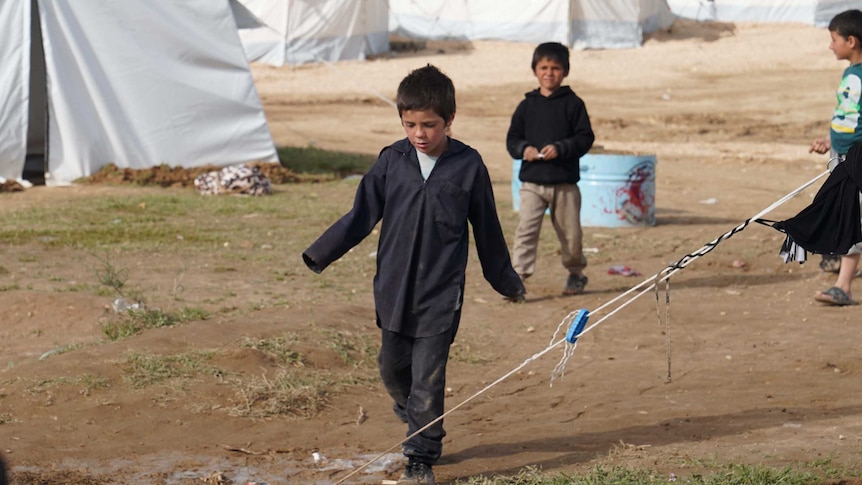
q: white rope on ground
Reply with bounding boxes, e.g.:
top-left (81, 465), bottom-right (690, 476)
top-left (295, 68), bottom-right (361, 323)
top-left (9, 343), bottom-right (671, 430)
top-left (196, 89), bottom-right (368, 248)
top-left (549, 168), bottom-right (831, 383)
top-left (333, 168), bottom-right (830, 484)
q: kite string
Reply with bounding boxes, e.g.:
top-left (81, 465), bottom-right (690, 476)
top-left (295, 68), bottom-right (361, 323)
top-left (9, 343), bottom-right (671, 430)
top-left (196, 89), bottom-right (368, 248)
top-left (655, 272), bottom-right (671, 382)
top-left (334, 334), bottom-right (567, 484)
top-left (645, 168), bottom-right (830, 382)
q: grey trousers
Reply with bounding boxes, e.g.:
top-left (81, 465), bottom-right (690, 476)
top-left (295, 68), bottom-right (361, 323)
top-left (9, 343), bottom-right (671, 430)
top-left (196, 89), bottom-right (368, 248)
top-left (512, 181), bottom-right (587, 278)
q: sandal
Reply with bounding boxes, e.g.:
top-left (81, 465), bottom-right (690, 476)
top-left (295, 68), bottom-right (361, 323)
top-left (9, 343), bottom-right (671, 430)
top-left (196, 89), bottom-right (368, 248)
top-left (814, 286), bottom-right (858, 306)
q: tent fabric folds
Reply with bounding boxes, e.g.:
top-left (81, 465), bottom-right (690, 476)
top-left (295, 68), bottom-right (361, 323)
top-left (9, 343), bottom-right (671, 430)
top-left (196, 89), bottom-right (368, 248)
top-left (1, 0), bottom-right (277, 186)
top-left (388, 0), bottom-right (676, 50)
top-left (666, 0), bottom-right (859, 27)
top-left (230, 0), bottom-right (390, 66)
top-left (0, 0), bottom-right (30, 183)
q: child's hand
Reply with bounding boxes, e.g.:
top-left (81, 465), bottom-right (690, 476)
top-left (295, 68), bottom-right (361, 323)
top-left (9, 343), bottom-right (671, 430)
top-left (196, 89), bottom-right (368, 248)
top-left (539, 144), bottom-right (558, 160)
top-left (809, 138), bottom-right (830, 154)
top-left (523, 146), bottom-right (541, 162)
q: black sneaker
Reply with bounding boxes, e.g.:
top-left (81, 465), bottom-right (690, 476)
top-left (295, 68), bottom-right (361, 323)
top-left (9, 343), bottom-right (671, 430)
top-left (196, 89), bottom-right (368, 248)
top-left (562, 273), bottom-right (588, 296)
top-left (397, 458), bottom-right (436, 485)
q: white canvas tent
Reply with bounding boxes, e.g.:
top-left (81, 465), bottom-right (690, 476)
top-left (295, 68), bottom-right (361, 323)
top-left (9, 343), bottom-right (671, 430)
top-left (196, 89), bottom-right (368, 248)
top-left (666, 0), bottom-right (857, 26)
top-left (389, 0), bottom-right (676, 50)
top-left (230, 0), bottom-right (390, 66)
top-left (0, 0), bottom-right (277, 186)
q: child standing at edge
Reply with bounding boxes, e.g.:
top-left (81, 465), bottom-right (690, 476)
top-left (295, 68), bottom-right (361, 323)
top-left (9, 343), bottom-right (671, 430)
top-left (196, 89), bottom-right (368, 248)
top-left (810, 9), bottom-right (862, 306)
top-left (302, 65), bottom-right (525, 485)
top-left (506, 42), bottom-right (595, 296)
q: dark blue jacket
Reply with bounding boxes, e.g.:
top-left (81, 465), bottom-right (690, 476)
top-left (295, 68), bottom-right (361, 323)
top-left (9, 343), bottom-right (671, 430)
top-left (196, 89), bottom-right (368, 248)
top-left (303, 137), bottom-right (524, 337)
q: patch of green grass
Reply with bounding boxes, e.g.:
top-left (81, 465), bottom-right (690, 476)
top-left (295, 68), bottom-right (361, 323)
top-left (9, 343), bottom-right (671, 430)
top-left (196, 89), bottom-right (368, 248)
top-left (242, 334), bottom-right (303, 365)
top-left (0, 159), bottom-right (363, 251)
top-left (454, 463), bottom-right (823, 485)
top-left (229, 330), bottom-right (376, 419)
top-left (123, 351), bottom-right (219, 388)
top-left (92, 251), bottom-right (129, 294)
top-left (24, 373), bottom-right (111, 397)
top-left (229, 368), bottom-right (333, 418)
top-left (0, 192), bottom-right (293, 249)
top-left (450, 342), bottom-right (495, 365)
top-left (175, 306), bottom-right (210, 322)
top-left (38, 342), bottom-right (86, 360)
top-left (77, 374), bottom-right (112, 396)
top-left (0, 284), bottom-right (19, 292)
top-left (277, 145), bottom-right (375, 177)
top-left (273, 269), bottom-right (296, 282)
top-left (321, 329), bottom-right (376, 367)
top-left (806, 457), bottom-right (862, 480)
top-left (247, 297), bottom-right (292, 311)
top-left (101, 305), bottom-right (210, 341)
top-left (228, 366), bottom-right (374, 419)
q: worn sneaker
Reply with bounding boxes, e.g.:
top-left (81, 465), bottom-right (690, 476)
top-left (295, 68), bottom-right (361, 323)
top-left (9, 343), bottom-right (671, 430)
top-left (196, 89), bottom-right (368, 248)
top-left (397, 459), bottom-right (436, 485)
top-left (505, 290), bottom-right (526, 303)
top-left (562, 273), bottom-right (588, 296)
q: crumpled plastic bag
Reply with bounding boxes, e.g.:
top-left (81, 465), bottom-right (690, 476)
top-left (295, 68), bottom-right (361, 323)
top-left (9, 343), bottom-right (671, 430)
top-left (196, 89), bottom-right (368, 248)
top-left (607, 265), bottom-right (641, 277)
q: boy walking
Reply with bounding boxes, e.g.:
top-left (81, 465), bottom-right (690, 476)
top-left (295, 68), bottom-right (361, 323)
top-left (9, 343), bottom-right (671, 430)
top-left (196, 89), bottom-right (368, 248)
top-left (303, 65), bottom-right (524, 484)
top-left (506, 42), bottom-right (595, 296)
top-left (809, 9), bottom-right (862, 306)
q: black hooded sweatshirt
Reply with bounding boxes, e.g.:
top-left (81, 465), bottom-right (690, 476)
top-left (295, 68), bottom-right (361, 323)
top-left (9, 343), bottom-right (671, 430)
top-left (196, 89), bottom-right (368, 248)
top-left (506, 85), bottom-right (595, 184)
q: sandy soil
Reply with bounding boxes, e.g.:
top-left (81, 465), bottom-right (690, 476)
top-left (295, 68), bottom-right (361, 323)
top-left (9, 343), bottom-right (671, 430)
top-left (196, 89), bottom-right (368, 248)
top-left (2, 19), bottom-right (862, 485)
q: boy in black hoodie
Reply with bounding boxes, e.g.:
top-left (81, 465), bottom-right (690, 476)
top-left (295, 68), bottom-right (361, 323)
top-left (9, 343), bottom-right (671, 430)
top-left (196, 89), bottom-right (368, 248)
top-left (506, 42), bottom-right (595, 296)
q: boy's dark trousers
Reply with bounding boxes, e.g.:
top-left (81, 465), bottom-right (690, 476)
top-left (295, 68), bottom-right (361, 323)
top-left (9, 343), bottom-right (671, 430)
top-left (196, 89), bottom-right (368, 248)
top-left (378, 313), bottom-right (460, 465)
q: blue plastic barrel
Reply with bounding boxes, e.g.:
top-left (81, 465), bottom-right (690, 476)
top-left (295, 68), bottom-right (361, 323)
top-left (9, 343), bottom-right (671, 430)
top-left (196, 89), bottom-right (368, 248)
top-left (511, 153), bottom-right (656, 227)
top-left (511, 159), bottom-right (524, 211)
top-left (579, 153), bottom-right (656, 227)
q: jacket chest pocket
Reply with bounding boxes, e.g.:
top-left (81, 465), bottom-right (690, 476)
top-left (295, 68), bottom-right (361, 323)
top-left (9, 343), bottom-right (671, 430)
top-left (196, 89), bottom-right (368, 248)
top-left (431, 181), bottom-right (469, 241)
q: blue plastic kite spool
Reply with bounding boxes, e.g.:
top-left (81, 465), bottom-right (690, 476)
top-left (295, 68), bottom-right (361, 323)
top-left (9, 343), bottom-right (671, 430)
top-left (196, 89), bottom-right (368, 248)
top-left (565, 309), bottom-right (590, 344)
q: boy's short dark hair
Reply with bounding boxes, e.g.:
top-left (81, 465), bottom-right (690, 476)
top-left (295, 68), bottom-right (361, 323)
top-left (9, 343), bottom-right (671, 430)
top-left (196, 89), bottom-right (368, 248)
top-left (396, 64), bottom-right (456, 122)
top-left (829, 9), bottom-right (862, 44)
top-left (531, 42), bottom-right (570, 75)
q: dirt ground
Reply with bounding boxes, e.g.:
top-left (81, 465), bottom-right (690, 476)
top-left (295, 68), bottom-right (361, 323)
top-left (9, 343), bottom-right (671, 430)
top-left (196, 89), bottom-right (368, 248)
top-left (2, 19), bottom-right (862, 485)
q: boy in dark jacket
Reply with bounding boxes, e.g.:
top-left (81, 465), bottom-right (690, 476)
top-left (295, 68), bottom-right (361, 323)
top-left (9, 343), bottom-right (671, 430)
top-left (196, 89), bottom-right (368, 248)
top-left (507, 42), bottom-right (595, 296)
top-left (303, 65), bottom-right (524, 485)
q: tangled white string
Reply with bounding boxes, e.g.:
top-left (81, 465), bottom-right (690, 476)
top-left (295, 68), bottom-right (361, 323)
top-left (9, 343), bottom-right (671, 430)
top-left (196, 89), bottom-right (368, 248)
top-left (550, 168), bottom-right (830, 384)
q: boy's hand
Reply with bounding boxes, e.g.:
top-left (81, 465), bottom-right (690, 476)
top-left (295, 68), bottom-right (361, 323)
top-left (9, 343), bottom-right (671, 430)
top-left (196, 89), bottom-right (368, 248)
top-left (523, 146), bottom-right (541, 162)
top-left (539, 144), bottom-right (558, 160)
top-left (809, 138), bottom-right (830, 155)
